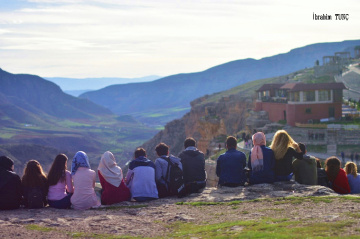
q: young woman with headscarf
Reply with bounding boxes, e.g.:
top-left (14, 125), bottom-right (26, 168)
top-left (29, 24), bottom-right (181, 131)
top-left (70, 151), bottom-right (100, 210)
top-left (247, 132), bottom-right (276, 184)
top-left (0, 156), bottom-right (22, 210)
top-left (97, 151), bottom-right (130, 205)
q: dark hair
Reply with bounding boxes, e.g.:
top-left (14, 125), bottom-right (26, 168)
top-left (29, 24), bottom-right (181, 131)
top-left (184, 137), bottom-right (196, 148)
top-left (22, 160), bottom-right (47, 188)
top-left (226, 136), bottom-right (237, 149)
top-left (48, 154), bottom-right (68, 186)
top-left (0, 156), bottom-right (14, 171)
top-left (155, 143), bottom-right (169, 156)
top-left (315, 158), bottom-right (322, 168)
top-left (325, 157), bottom-right (341, 182)
top-left (134, 148), bottom-right (146, 158)
top-left (298, 142), bottom-right (306, 154)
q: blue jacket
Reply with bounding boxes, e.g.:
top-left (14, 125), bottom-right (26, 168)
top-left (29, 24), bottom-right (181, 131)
top-left (126, 156), bottom-right (158, 199)
top-left (216, 149), bottom-right (247, 185)
top-left (248, 145), bottom-right (276, 184)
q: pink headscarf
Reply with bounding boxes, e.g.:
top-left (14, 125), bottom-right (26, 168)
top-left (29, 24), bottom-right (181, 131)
top-left (251, 132), bottom-right (266, 172)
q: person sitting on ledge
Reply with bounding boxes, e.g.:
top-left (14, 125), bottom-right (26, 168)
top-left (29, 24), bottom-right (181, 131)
top-left (270, 130), bottom-right (304, 182)
top-left (98, 151), bottom-right (130, 205)
top-left (126, 148), bottom-right (158, 202)
top-left (344, 162), bottom-right (360, 194)
top-left (178, 137), bottom-right (206, 194)
top-left (216, 136), bottom-right (247, 187)
top-left (325, 156), bottom-right (350, 194)
top-left (292, 143), bottom-right (317, 185)
top-left (0, 156), bottom-right (22, 210)
top-left (248, 132), bottom-right (275, 184)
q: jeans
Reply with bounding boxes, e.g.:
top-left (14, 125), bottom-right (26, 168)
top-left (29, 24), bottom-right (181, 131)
top-left (48, 193), bottom-right (72, 209)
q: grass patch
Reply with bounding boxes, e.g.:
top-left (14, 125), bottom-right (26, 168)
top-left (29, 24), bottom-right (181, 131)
top-left (348, 213), bottom-right (360, 219)
top-left (167, 218), bottom-right (353, 238)
top-left (26, 224), bottom-right (54, 232)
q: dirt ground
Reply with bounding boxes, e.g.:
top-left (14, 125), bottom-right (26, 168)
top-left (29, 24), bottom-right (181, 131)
top-left (1, 184), bottom-right (360, 238)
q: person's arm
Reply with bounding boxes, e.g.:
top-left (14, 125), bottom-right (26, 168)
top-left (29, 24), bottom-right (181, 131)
top-left (290, 147), bottom-right (304, 160)
top-left (216, 157), bottom-right (221, 177)
top-left (154, 159), bottom-right (163, 183)
top-left (66, 171), bottom-right (74, 193)
top-left (125, 169), bottom-right (133, 186)
top-left (247, 152), bottom-right (252, 170)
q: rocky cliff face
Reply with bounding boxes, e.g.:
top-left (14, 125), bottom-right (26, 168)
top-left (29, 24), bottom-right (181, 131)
top-left (142, 93), bottom-right (255, 160)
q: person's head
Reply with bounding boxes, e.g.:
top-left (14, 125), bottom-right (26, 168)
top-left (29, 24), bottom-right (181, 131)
top-left (270, 130), bottom-right (297, 160)
top-left (345, 162), bottom-right (358, 178)
top-left (134, 148), bottom-right (146, 159)
top-left (315, 158), bottom-right (322, 168)
top-left (155, 143), bottom-right (169, 156)
top-left (0, 156), bottom-right (14, 172)
top-left (71, 151), bottom-right (90, 175)
top-left (298, 143), bottom-right (307, 154)
top-left (48, 154), bottom-right (68, 186)
top-left (22, 160), bottom-right (47, 187)
top-left (100, 151), bottom-right (117, 167)
top-left (252, 132), bottom-right (266, 147)
top-left (184, 137), bottom-right (196, 149)
top-left (325, 157), bottom-right (341, 182)
top-left (226, 136), bottom-right (237, 150)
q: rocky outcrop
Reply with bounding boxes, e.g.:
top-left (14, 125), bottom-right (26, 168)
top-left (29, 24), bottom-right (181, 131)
top-left (142, 93), bottom-right (255, 159)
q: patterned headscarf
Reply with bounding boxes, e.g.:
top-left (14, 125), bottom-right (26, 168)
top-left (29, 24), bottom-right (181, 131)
top-left (251, 132), bottom-right (266, 172)
top-left (98, 151), bottom-right (123, 187)
top-left (71, 151), bottom-right (90, 175)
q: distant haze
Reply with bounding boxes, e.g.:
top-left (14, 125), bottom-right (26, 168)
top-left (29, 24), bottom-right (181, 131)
top-left (45, 75), bottom-right (161, 96)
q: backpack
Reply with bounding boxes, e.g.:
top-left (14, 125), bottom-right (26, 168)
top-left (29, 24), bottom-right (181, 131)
top-left (162, 156), bottom-right (186, 197)
top-left (27, 188), bottom-right (44, 209)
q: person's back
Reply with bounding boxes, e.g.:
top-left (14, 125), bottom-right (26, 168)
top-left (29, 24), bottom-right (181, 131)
top-left (178, 137), bottom-right (206, 194)
top-left (126, 148), bottom-right (158, 201)
top-left (98, 151), bottom-right (130, 205)
top-left (344, 162), bottom-right (360, 194)
top-left (71, 168), bottom-right (100, 209)
top-left (325, 157), bottom-right (350, 194)
top-left (0, 156), bottom-right (22, 210)
top-left (216, 136), bottom-right (247, 187)
top-left (70, 151), bottom-right (100, 210)
top-left (293, 156), bottom-right (317, 185)
top-left (247, 132), bottom-right (275, 184)
top-left (248, 145), bottom-right (276, 184)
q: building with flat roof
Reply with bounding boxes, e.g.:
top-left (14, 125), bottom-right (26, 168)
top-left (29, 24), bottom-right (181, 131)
top-left (254, 82), bottom-right (346, 126)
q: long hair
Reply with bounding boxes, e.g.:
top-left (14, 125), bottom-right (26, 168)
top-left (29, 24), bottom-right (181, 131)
top-left (270, 130), bottom-right (297, 160)
top-left (344, 162), bottom-right (357, 178)
top-left (48, 154), bottom-right (68, 186)
top-left (22, 160), bottom-right (47, 188)
top-left (325, 157), bottom-right (341, 182)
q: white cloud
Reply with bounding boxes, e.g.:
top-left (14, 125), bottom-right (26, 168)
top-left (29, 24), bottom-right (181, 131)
top-left (0, 0), bottom-right (359, 77)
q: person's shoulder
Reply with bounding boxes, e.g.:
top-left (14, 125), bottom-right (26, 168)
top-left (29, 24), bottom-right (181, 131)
top-left (65, 170), bottom-right (72, 176)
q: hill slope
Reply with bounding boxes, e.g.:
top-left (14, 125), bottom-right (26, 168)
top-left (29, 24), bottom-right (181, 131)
top-left (80, 40), bottom-right (360, 126)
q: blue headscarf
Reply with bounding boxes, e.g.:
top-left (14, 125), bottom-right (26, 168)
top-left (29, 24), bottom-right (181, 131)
top-left (71, 151), bottom-right (90, 175)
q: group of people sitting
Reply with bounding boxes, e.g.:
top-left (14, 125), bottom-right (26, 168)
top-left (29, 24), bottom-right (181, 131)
top-left (1, 130), bottom-right (359, 210)
top-left (216, 130), bottom-right (360, 195)
top-left (0, 137), bottom-right (206, 210)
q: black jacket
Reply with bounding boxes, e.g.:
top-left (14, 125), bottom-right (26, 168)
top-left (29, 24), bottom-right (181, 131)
top-left (178, 149), bottom-right (206, 183)
top-left (0, 169), bottom-right (22, 210)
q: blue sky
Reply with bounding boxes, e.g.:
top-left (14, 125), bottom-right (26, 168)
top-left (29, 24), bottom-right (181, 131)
top-left (0, 0), bottom-right (359, 78)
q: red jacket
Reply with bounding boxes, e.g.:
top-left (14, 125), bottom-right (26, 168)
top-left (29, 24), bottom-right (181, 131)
top-left (98, 171), bottom-right (130, 205)
top-left (331, 168), bottom-right (350, 194)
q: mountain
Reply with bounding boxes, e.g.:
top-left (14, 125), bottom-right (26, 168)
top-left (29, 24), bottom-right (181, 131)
top-left (79, 40), bottom-right (360, 127)
top-left (0, 68), bottom-right (158, 173)
top-left (45, 75), bottom-right (162, 96)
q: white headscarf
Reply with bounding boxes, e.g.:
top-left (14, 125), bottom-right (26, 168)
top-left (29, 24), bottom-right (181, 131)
top-left (98, 151), bottom-right (123, 187)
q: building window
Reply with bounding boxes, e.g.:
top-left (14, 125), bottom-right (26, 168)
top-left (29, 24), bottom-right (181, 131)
top-left (303, 91), bottom-right (315, 102)
top-left (290, 92), bottom-right (300, 102)
top-left (318, 90), bottom-right (331, 101)
top-left (305, 108), bottom-right (312, 114)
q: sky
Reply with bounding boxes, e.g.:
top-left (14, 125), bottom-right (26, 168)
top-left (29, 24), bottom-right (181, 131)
top-left (0, 0), bottom-right (359, 78)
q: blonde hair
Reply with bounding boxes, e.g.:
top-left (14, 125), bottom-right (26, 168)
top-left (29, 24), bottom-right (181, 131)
top-left (345, 162), bottom-right (358, 178)
top-left (270, 130), bottom-right (297, 160)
